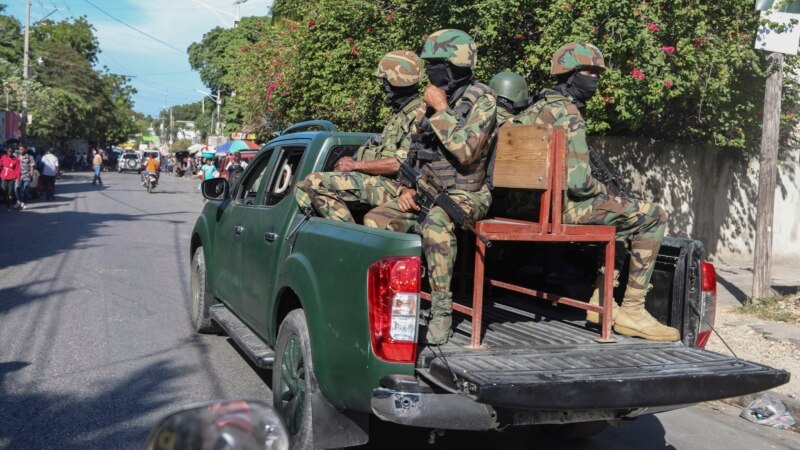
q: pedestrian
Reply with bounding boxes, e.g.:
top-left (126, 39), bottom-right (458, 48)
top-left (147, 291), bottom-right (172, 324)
top-left (364, 29), bottom-right (496, 345)
top-left (226, 152), bottom-right (249, 186)
top-left (91, 149), bottom-right (103, 185)
top-left (40, 148), bottom-right (59, 201)
top-left (16, 145), bottom-right (35, 210)
top-left (80, 152), bottom-right (87, 171)
top-left (200, 158), bottom-right (217, 180)
top-left (0, 146), bottom-right (20, 211)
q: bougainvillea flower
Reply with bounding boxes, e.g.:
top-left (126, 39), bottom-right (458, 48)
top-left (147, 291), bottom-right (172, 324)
top-left (663, 80), bottom-right (674, 88)
top-left (661, 46), bottom-right (675, 54)
top-left (631, 68), bottom-right (646, 79)
top-left (647, 22), bottom-right (661, 32)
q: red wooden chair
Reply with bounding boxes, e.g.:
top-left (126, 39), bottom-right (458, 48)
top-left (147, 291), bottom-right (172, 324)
top-left (462, 125), bottom-right (617, 347)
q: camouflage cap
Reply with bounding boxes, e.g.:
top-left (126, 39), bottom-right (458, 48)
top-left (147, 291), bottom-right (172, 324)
top-left (374, 50), bottom-right (422, 87)
top-left (420, 29), bottom-right (477, 68)
top-left (550, 42), bottom-right (606, 76)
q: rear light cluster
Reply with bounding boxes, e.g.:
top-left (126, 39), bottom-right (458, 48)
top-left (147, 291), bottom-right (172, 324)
top-left (368, 257), bottom-right (421, 363)
top-left (696, 260), bottom-right (717, 349)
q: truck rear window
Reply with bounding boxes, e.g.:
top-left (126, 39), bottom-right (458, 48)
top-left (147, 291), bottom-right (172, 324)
top-left (323, 145), bottom-right (360, 171)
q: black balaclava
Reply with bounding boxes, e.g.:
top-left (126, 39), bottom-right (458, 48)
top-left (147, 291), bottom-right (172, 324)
top-left (382, 80), bottom-right (419, 111)
top-left (426, 60), bottom-right (473, 99)
top-left (496, 96), bottom-right (534, 116)
top-left (555, 71), bottom-right (599, 108)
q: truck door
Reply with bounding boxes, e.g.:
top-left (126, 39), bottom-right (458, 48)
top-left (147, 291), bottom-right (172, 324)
top-left (213, 149), bottom-right (275, 317)
top-left (239, 143), bottom-right (308, 337)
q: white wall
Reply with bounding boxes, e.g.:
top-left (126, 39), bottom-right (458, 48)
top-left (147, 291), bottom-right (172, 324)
top-left (589, 136), bottom-right (800, 261)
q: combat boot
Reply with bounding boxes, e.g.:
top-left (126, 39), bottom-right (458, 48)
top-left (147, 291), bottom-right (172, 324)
top-left (586, 268), bottom-right (620, 325)
top-left (613, 286), bottom-right (680, 341)
top-left (425, 292), bottom-right (453, 345)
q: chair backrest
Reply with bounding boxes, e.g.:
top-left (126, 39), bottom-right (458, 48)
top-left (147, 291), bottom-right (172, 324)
top-left (491, 124), bottom-right (566, 233)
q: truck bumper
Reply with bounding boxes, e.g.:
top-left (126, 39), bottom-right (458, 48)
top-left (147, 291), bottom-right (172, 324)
top-left (371, 387), bottom-right (498, 430)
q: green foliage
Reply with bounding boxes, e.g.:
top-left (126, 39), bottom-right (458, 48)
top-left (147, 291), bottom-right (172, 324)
top-left (187, 0), bottom-right (799, 149)
top-left (32, 17), bottom-right (99, 63)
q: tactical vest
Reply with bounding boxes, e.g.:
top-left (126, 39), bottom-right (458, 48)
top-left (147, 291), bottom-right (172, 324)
top-left (357, 97), bottom-right (422, 162)
top-left (416, 82), bottom-right (495, 192)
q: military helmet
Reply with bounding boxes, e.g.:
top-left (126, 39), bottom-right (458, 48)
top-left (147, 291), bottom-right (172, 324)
top-left (550, 42), bottom-right (606, 76)
top-left (489, 72), bottom-right (529, 103)
top-left (374, 50), bottom-right (423, 87)
top-left (420, 29), bottom-right (477, 68)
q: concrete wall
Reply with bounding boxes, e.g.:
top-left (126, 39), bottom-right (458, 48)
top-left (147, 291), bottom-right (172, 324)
top-left (588, 136), bottom-right (800, 261)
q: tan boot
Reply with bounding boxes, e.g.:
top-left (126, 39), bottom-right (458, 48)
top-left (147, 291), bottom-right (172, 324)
top-left (425, 292), bottom-right (454, 345)
top-left (586, 269), bottom-right (619, 325)
top-left (613, 287), bottom-right (680, 341)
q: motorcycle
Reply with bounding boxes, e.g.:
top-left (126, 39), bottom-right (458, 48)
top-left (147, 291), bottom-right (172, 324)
top-left (144, 171), bottom-right (159, 193)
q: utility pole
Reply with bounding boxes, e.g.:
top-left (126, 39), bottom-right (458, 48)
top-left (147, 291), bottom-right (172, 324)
top-left (21, 0), bottom-right (30, 143)
top-left (169, 108), bottom-right (174, 145)
top-left (215, 88), bottom-right (221, 136)
top-left (752, 52), bottom-right (784, 301)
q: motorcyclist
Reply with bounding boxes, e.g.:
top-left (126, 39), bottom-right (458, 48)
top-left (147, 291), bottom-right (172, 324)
top-left (141, 154), bottom-right (160, 187)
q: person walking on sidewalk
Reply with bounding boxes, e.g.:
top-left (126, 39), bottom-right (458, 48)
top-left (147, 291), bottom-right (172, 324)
top-left (0, 146), bottom-right (20, 212)
top-left (91, 150), bottom-right (103, 185)
top-left (40, 148), bottom-right (59, 201)
top-left (16, 145), bottom-right (35, 210)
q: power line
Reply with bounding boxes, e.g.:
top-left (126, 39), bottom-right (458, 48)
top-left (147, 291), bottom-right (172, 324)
top-left (81, 0), bottom-right (187, 55)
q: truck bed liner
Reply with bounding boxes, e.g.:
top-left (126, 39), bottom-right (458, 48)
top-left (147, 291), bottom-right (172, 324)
top-left (417, 295), bottom-right (788, 410)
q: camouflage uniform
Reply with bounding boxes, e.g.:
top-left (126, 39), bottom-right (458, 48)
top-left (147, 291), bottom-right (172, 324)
top-left (294, 51), bottom-right (423, 222)
top-left (365, 30), bottom-right (496, 345)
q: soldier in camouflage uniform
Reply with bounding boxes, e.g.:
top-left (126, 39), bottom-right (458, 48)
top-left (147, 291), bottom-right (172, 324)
top-left (364, 30), bottom-right (497, 345)
top-left (294, 51), bottom-right (423, 222)
top-left (513, 42), bottom-right (679, 342)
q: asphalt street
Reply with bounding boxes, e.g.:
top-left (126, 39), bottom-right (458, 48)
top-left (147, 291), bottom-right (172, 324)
top-left (1, 171), bottom-right (799, 450)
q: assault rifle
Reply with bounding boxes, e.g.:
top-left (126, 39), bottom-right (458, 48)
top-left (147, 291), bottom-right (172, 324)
top-left (589, 149), bottom-right (628, 197)
top-left (398, 161), bottom-right (492, 248)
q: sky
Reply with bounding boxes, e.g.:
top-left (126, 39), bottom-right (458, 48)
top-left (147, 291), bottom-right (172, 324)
top-left (4, 0), bottom-right (274, 117)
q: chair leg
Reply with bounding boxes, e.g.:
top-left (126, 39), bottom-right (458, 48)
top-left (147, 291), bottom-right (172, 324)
top-left (471, 237), bottom-right (486, 348)
top-left (598, 239), bottom-right (616, 343)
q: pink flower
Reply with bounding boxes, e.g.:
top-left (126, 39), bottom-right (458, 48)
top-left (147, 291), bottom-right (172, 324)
top-left (386, 13), bottom-right (394, 21)
top-left (647, 22), bottom-right (661, 33)
top-left (351, 46), bottom-right (359, 56)
top-left (663, 80), bottom-right (674, 88)
top-left (660, 45), bottom-right (675, 54)
top-left (266, 82), bottom-right (278, 95)
top-left (631, 68), bottom-right (646, 80)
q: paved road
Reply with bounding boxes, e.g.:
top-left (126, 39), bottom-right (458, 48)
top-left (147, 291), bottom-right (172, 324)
top-left (1, 172), bottom-right (799, 450)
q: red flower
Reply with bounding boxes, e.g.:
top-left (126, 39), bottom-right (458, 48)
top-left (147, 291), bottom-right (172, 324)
top-left (307, 19), bottom-right (316, 28)
top-left (663, 80), bottom-right (674, 88)
top-left (386, 13), bottom-right (394, 21)
top-left (630, 68), bottom-right (646, 80)
top-left (351, 46), bottom-right (359, 56)
top-left (647, 22), bottom-right (660, 33)
top-left (660, 45), bottom-right (675, 54)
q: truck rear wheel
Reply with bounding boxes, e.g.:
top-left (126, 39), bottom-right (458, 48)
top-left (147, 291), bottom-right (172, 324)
top-left (539, 421), bottom-right (610, 440)
top-left (273, 309), bottom-right (315, 450)
top-left (190, 247), bottom-right (220, 333)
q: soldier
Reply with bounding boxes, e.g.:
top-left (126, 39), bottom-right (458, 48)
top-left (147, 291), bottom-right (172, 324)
top-left (489, 71), bottom-right (530, 127)
top-left (514, 42), bottom-right (678, 341)
top-left (294, 50), bottom-right (423, 221)
top-left (364, 29), bottom-right (497, 345)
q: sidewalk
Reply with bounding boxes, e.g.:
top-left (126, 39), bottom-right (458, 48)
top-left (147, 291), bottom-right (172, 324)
top-left (705, 255), bottom-right (800, 411)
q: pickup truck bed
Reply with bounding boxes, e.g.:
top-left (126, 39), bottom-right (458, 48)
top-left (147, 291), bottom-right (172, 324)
top-left (417, 293), bottom-right (787, 411)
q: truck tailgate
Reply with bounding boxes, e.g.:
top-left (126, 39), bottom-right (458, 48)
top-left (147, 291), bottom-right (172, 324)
top-left (418, 342), bottom-right (787, 410)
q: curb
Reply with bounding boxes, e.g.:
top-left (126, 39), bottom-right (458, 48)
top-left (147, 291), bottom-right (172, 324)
top-left (721, 391), bottom-right (800, 431)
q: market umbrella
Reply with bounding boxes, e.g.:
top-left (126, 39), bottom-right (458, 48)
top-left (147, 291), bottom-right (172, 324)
top-left (188, 143), bottom-right (205, 154)
top-left (216, 140), bottom-right (259, 154)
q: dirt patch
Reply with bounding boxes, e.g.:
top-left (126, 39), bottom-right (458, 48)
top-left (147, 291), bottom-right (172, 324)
top-left (739, 292), bottom-right (800, 324)
top-left (707, 307), bottom-right (800, 400)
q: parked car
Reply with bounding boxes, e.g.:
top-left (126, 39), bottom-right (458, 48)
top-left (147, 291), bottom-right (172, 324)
top-left (117, 152), bottom-right (141, 173)
top-left (189, 120), bottom-right (788, 449)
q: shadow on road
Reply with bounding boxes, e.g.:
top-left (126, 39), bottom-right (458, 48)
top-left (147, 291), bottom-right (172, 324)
top-left (0, 359), bottom-right (189, 450)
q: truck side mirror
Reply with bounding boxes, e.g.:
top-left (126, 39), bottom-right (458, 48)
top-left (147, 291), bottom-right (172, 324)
top-left (201, 178), bottom-right (229, 200)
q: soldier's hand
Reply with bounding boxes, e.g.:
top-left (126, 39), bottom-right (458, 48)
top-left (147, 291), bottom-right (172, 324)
top-left (423, 84), bottom-right (448, 113)
top-left (397, 188), bottom-right (420, 213)
top-left (334, 156), bottom-right (359, 172)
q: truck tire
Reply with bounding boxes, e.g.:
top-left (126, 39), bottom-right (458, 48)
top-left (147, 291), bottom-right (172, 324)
top-left (539, 421), bottom-right (609, 440)
top-left (190, 247), bottom-right (220, 333)
top-left (273, 309), bottom-right (315, 450)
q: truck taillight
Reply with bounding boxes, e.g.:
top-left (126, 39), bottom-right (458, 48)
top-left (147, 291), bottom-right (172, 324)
top-left (368, 257), bottom-right (420, 363)
top-left (696, 260), bottom-right (717, 349)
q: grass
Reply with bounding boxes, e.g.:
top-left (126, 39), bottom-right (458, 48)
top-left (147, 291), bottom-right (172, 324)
top-left (739, 292), bottom-right (800, 323)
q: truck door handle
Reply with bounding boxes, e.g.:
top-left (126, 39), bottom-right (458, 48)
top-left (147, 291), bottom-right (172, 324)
top-left (234, 226), bottom-right (244, 236)
top-left (264, 232), bottom-right (278, 242)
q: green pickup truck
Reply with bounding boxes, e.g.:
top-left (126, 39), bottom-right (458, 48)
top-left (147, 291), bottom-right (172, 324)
top-left (190, 120), bottom-right (788, 449)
